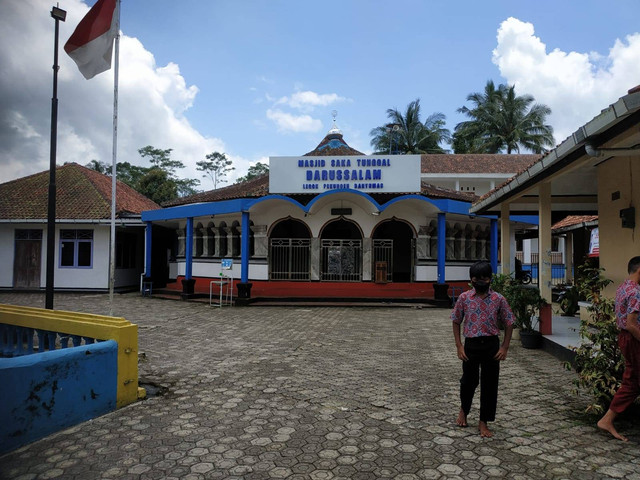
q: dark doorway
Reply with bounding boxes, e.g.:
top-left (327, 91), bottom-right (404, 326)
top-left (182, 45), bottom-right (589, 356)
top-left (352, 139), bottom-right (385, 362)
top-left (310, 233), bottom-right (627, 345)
top-left (269, 219), bottom-right (311, 280)
top-left (320, 219), bottom-right (362, 281)
top-left (373, 220), bottom-right (414, 282)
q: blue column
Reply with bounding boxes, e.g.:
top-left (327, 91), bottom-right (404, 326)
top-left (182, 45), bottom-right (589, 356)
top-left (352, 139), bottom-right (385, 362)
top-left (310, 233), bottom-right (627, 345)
top-left (185, 217), bottom-right (193, 280)
top-left (490, 218), bottom-right (498, 274)
top-left (241, 211), bottom-right (250, 283)
top-left (437, 212), bottom-right (446, 284)
top-left (145, 222), bottom-right (152, 277)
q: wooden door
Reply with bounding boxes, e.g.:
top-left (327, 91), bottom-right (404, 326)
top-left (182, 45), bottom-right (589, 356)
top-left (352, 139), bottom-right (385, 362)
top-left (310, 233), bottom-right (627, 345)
top-left (13, 230), bottom-right (42, 288)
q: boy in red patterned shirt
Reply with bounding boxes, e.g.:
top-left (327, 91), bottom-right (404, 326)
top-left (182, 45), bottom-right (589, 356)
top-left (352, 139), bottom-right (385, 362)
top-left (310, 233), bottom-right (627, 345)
top-left (451, 261), bottom-right (515, 437)
top-left (597, 256), bottom-right (640, 441)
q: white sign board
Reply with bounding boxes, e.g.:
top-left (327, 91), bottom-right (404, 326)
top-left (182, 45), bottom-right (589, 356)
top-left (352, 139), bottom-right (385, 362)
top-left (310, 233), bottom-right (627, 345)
top-left (588, 228), bottom-right (599, 257)
top-left (269, 155), bottom-right (421, 194)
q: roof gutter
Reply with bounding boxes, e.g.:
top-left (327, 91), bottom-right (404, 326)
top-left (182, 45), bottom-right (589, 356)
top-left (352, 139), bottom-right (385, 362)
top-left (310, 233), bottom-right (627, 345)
top-left (470, 90), bottom-right (640, 214)
top-left (584, 143), bottom-right (640, 157)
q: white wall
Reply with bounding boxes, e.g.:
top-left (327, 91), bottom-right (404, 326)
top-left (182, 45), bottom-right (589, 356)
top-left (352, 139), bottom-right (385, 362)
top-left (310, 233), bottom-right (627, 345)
top-left (1, 223), bottom-right (112, 289)
top-left (0, 225), bottom-right (16, 287)
top-left (54, 225), bottom-right (109, 289)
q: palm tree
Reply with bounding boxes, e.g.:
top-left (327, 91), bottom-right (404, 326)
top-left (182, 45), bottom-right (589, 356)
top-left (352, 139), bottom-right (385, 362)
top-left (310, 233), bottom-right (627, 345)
top-left (370, 99), bottom-right (451, 154)
top-left (453, 80), bottom-right (554, 154)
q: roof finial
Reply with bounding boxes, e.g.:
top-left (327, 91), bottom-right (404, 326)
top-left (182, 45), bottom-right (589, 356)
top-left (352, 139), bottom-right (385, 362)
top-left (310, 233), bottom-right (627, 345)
top-left (328, 110), bottom-right (341, 135)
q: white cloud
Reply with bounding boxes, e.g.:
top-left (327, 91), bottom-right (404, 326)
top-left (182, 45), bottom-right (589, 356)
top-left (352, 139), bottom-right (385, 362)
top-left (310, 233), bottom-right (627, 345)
top-left (275, 91), bottom-right (348, 110)
top-left (493, 17), bottom-right (640, 144)
top-left (265, 89), bottom-right (349, 134)
top-left (0, 0), bottom-right (249, 187)
top-left (266, 109), bottom-right (323, 133)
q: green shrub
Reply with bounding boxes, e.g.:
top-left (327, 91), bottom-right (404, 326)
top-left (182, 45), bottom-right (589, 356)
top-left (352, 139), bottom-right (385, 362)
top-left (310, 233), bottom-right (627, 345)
top-left (491, 273), bottom-right (546, 332)
top-left (566, 266), bottom-right (623, 415)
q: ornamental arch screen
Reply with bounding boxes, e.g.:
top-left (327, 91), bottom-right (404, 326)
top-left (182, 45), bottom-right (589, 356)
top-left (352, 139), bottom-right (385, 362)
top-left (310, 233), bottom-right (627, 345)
top-left (320, 218), bottom-right (362, 282)
top-left (269, 218), bottom-right (311, 280)
top-left (218, 222), bottom-right (228, 258)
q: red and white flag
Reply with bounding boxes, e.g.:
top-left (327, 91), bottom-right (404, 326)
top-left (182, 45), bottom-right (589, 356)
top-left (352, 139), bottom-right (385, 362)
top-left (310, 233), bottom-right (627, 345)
top-left (64, 0), bottom-right (119, 80)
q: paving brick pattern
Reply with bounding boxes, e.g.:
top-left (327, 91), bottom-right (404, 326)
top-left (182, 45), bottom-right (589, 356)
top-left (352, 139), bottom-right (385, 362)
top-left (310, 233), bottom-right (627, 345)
top-left (1, 292), bottom-right (639, 479)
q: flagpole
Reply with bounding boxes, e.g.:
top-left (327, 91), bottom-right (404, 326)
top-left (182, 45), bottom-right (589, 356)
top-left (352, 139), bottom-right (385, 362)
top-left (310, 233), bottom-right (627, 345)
top-left (108, 0), bottom-right (120, 316)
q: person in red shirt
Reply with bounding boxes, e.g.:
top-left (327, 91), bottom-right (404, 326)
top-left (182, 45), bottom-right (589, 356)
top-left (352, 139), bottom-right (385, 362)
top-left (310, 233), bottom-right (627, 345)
top-left (597, 256), bottom-right (640, 441)
top-left (451, 261), bottom-right (515, 437)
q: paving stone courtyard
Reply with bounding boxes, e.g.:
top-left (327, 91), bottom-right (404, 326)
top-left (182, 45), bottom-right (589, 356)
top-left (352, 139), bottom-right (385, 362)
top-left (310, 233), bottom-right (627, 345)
top-left (1, 292), bottom-right (639, 479)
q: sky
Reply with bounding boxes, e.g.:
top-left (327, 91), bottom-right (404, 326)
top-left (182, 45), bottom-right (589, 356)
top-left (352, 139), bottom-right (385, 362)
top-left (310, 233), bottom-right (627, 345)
top-left (1, 0), bottom-right (640, 190)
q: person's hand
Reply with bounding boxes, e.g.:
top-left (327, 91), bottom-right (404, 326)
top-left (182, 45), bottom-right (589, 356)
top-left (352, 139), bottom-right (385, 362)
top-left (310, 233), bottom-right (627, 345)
top-left (494, 346), bottom-right (509, 361)
top-left (457, 344), bottom-right (468, 361)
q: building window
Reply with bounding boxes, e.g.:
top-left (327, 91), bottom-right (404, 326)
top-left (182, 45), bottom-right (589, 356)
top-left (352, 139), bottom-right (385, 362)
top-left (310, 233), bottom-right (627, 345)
top-left (116, 233), bottom-right (136, 269)
top-left (60, 229), bottom-right (93, 268)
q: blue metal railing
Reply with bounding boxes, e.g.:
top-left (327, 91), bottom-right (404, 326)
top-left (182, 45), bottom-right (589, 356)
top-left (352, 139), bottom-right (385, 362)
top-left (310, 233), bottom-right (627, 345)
top-left (0, 324), bottom-right (98, 358)
top-left (522, 263), bottom-right (568, 286)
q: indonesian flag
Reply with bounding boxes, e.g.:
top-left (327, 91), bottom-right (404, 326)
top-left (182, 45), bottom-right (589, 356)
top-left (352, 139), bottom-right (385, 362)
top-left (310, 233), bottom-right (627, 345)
top-left (64, 0), bottom-right (119, 80)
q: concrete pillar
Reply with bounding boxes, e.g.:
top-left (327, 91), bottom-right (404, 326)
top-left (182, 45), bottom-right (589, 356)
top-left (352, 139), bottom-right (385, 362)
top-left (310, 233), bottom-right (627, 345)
top-left (500, 203), bottom-right (511, 275)
top-left (310, 237), bottom-right (320, 280)
top-left (177, 227), bottom-right (185, 257)
top-left (185, 218), bottom-right (193, 280)
top-left (240, 212), bottom-right (250, 284)
top-left (565, 233), bottom-right (574, 283)
top-left (417, 225), bottom-right (430, 260)
top-left (251, 225), bottom-right (268, 258)
top-left (362, 238), bottom-right (372, 281)
top-left (145, 222), bottom-right (152, 278)
top-left (437, 213), bottom-right (446, 284)
top-left (539, 182), bottom-right (552, 302)
top-left (490, 219), bottom-right (498, 273)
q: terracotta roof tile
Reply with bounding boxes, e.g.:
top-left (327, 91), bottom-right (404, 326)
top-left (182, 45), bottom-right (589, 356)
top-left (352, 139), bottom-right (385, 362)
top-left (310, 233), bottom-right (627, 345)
top-left (0, 163), bottom-right (160, 220)
top-left (421, 154), bottom-right (540, 174)
top-left (552, 215), bottom-right (598, 231)
top-left (304, 133), bottom-right (364, 156)
top-left (162, 174), bottom-right (269, 207)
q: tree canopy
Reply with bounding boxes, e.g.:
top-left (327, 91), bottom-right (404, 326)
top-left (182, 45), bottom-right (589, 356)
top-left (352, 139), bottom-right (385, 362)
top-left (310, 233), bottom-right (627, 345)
top-left (236, 162), bottom-right (269, 183)
top-left (453, 80), bottom-right (554, 154)
top-left (370, 99), bottom-right (450, 154)
top-left (85, 145), bottom-right (200, 204)
top-left (196, 152), bottom-right (235, 190)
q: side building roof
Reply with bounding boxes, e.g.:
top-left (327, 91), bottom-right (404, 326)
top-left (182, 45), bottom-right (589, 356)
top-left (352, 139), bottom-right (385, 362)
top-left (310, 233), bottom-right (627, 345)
top-left (0, 163), bottom-right (160, 220)
top-left (421, 154), bottom-right (540, 174)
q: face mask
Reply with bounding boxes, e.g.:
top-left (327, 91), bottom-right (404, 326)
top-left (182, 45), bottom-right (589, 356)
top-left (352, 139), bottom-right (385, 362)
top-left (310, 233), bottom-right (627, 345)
top-left (472, 280), bottom-right (490, 294)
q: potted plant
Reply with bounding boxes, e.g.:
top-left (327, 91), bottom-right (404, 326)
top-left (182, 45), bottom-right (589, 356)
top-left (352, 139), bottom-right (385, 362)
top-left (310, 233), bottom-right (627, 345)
top-left (492, 273), bottom-right (547, 349)
top-left (557, 284), bottom-right (580, 316)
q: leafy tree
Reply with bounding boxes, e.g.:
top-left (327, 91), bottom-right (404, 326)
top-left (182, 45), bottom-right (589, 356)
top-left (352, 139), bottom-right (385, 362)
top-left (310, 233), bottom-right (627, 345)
top-left (174, 177), bottom-right (200, 198)
top-left (196, 152), bottom-right (235, 189)
top-left (237, 162), bottom-right (269, 183)
top-left (112, 161), bottom-right (148, 188)
top-left (85, 146), bottom-right (200, 202)
top-left (370, 99), bottom-right (450, 154)
top-left (138, 146), bottom-right (185, 174)
top-left (85, 159), bottom-right (109, 174)
top-left (453, 80), bottom-right (554, 154)
top-left (137, 145), bottom-right (200, 201)
top-left (136, 168), bottom-right (179, 204)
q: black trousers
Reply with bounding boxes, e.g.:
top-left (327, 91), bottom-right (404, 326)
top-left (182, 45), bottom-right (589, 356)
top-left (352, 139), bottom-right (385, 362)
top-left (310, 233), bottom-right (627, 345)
top-left (460, 335), bottom-right (500, 422)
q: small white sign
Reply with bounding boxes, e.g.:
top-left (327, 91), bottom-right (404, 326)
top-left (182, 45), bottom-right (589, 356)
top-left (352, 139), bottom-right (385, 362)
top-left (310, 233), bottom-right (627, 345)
top-left (269, 155), bottom-right (421, 194)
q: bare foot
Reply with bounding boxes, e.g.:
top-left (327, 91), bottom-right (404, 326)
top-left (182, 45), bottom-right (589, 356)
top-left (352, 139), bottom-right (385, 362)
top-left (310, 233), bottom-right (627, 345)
top-left (478, 421), bottom-right (493, 438)
top-left (456, 408), bottom-right (468, 427)
top-left (597, 418), bottom-right (628, 442)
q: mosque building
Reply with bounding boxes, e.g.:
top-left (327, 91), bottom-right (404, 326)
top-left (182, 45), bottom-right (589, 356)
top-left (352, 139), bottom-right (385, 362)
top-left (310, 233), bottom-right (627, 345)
top-left (141, 121), bottom-right (538, 303)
